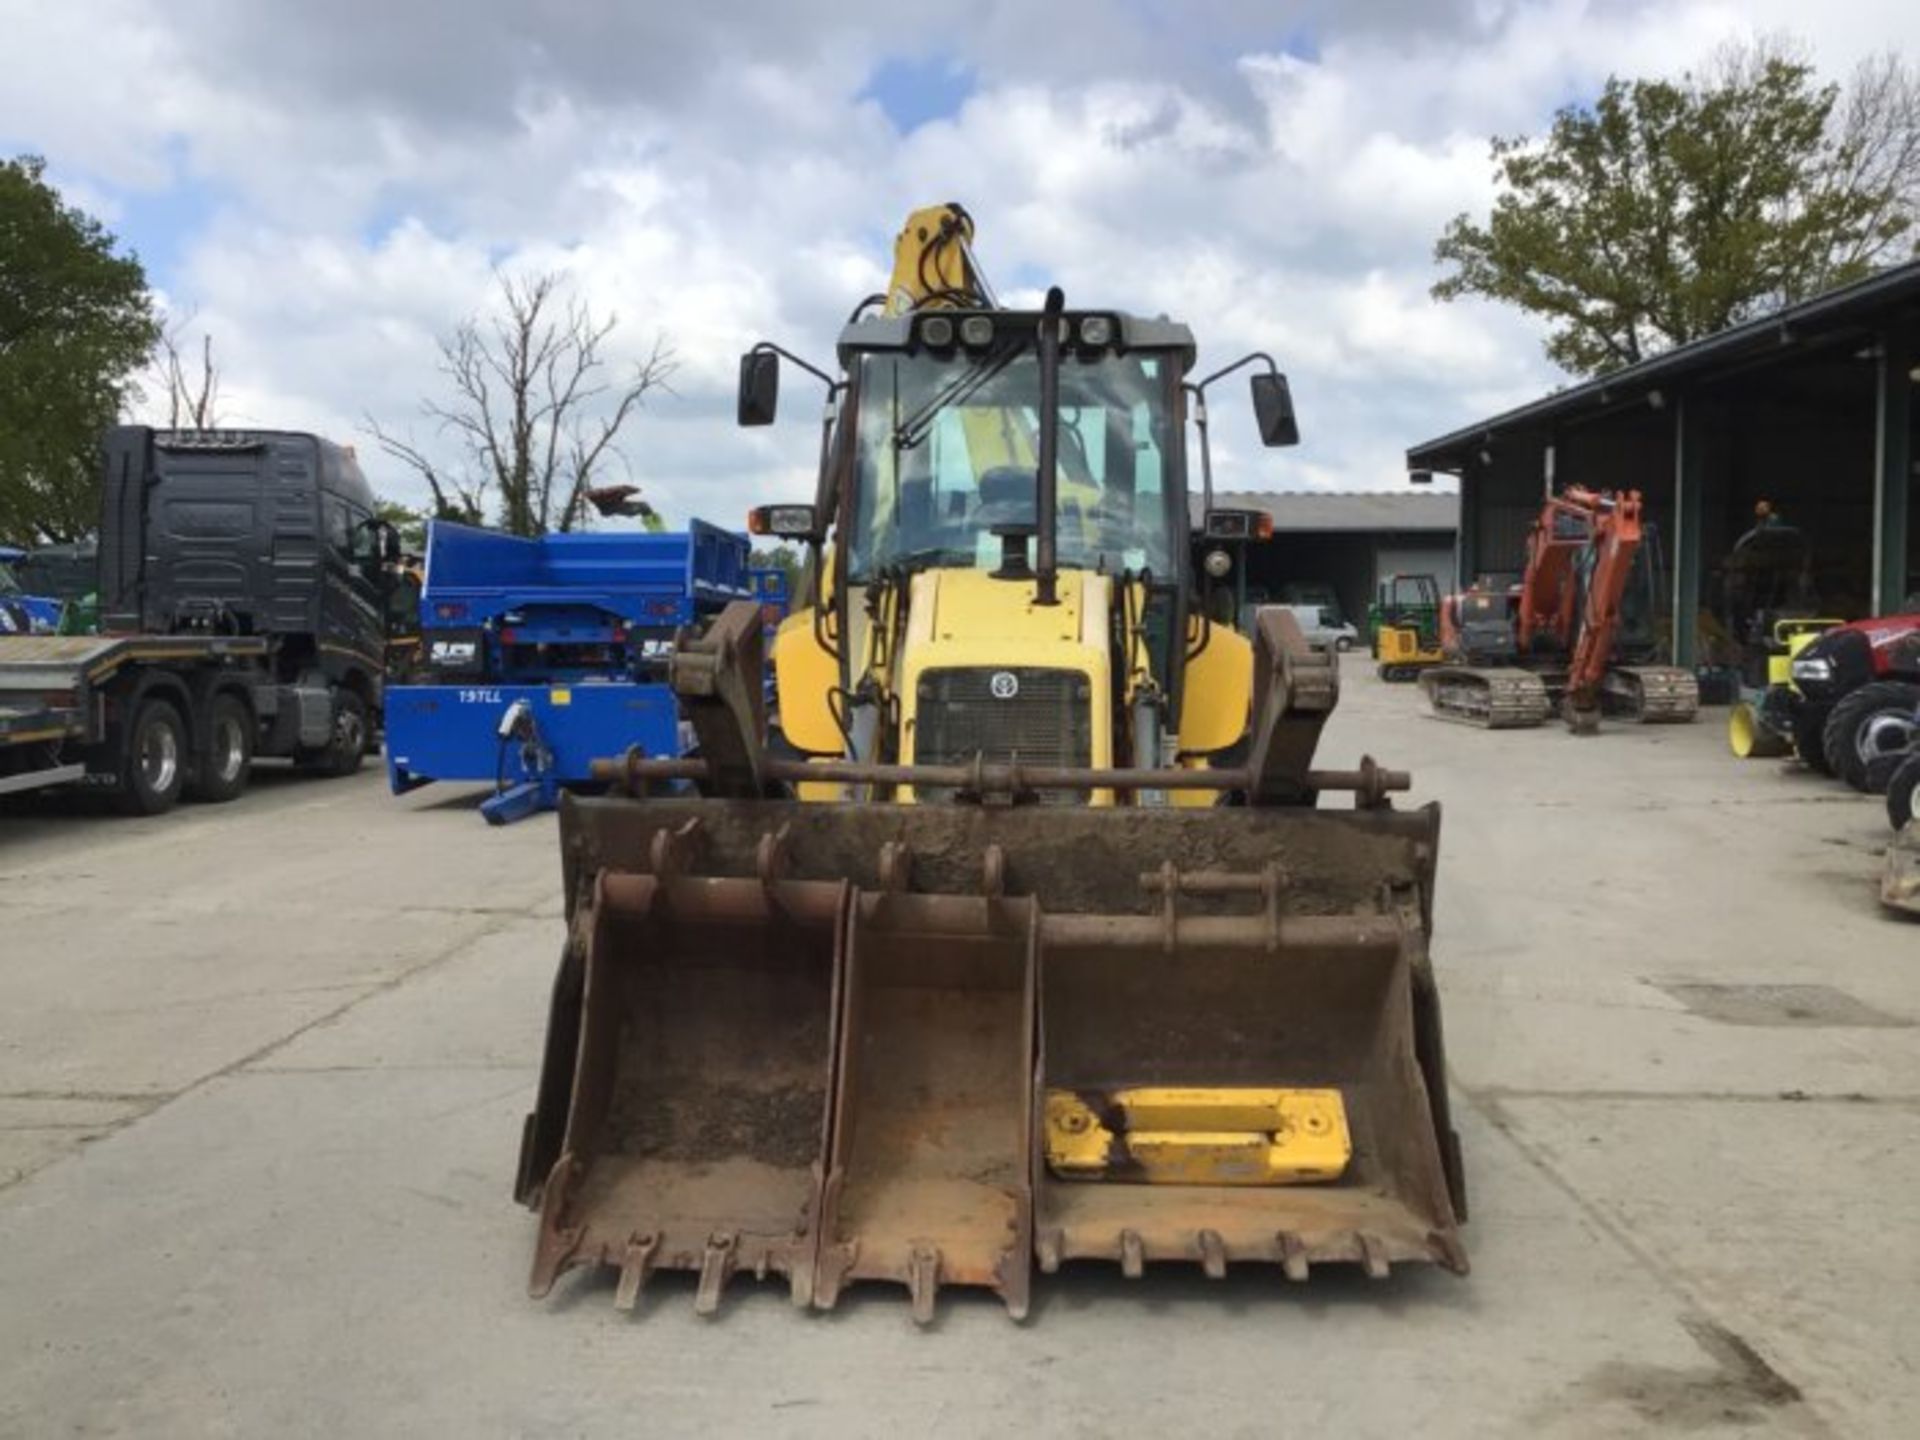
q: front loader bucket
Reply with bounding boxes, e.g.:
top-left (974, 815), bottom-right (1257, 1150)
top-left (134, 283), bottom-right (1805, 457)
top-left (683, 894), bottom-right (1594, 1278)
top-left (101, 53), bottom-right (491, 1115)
top-left (525, 796), bottom-right (1468, 1320)
top-left (814, 884), bottom-right (1037, 1322)
top-left (1036, 899), bottom-right (1465, 1281)
top-left (522, 825), bottom-right (846, 1314)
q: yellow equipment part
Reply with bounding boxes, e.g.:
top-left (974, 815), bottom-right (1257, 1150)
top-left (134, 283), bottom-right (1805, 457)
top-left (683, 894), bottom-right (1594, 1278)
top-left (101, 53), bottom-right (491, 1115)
top-left (1728, 702), bottom-right (1791, 759)
top-left (886, 203), bottom-right (986, 314)
top-left (1766, 618), bottom-right (1844, 688)
top-left (1177, 621), bottom-right (1253, 753)
top-left (1375, 623), bottom-right (1442, 681)
top-left (1045, 1088), bottom-right (1351, 1185)
top-left (771, 608), bottom-right (842, 755)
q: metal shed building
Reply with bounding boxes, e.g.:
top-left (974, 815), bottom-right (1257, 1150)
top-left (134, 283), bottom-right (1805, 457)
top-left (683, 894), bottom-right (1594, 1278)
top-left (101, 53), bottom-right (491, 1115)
top-left (1200, 490), bottom-right (1459, 627)
top-left (1405, 261), bottom-right (1920, 666)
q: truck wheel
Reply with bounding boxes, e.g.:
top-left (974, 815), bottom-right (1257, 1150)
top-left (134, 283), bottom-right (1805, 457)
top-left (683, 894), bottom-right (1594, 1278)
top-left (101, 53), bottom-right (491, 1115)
top-left (188, 693), bottom-right (253, 803)
top-left (1791, 703), bottom-right (1835, 775)
top-left (301, 690), bottom-right (368, 778)
top-left (1822, 682), bottom-right (1920, 792)
top-left (1888, 754), bottom-right (1920, 830)
top-left (116, 697), bottom-right (188, 816)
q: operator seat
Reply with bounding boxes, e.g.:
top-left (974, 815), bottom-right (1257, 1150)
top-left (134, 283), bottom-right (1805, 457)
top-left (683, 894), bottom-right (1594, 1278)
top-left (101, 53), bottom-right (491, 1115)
top-left (976, 466), bottom-right (1037, 529)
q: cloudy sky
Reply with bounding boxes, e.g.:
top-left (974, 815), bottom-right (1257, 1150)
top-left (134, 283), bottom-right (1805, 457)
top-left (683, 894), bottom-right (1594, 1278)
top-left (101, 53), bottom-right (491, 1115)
top-left (2, 0), bottom-right (1914, 524)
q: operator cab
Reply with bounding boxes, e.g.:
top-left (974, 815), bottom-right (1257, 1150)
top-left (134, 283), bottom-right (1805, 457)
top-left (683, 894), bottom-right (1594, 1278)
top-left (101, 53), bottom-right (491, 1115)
top-left (741, 303), bottom-right (1297, 699)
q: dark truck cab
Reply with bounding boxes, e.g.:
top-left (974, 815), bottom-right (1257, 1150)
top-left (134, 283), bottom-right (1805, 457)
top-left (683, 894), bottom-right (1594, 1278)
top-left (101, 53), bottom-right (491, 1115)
top-left (0, 427), bottom-right (393, 813)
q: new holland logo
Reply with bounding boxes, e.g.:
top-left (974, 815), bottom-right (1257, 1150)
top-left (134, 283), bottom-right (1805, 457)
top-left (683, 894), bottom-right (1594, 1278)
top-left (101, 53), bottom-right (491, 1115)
top-left (988, 671), bottom-right (1020, 700)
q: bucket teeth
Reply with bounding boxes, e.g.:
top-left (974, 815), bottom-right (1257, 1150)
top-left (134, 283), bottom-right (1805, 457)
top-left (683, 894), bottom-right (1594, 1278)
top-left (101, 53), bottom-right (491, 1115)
top-left (908, 1246), bottom-right (942, 1327)
top-left (695, 1233), bottom-right (738, 1316)
top-left (1198, 1229), bottom-right (1227, 1279)
top-left (1035, 1229), bottom-right (1063, 1274)
top-left (1119, 1229), bottom-right (1145, 1279)
top-left (1357, 1233), bottom-right (1390, 1280)
top-left (1276, 1231), bottom-right (1310, 1283)
top-left (613, 1233), bottom-right (659, 1313)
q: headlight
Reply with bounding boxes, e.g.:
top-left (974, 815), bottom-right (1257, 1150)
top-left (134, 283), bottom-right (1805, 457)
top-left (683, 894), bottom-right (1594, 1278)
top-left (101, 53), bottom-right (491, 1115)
top-left (959, 315), bottom-right (994, 348)
top-left (919, 315), bottom-right (955, 348)
top-left (1790, 656), bottom-right (1831, 682)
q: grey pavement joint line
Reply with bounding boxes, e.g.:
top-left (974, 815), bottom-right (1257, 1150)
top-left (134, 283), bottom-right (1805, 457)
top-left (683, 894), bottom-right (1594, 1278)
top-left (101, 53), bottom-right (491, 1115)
top-left (1456, 1085), bottom-right (1836, 1440)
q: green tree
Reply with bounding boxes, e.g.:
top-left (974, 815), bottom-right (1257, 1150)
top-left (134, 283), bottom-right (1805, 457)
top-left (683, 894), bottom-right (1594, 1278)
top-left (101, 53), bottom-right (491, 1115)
top-left (1433, 46), bottom-right (1920, 375)
top-left (0, 156), bottom-right (158, 541)
top-left (753, 541), bottom-right (803, 590)
top-left (372, 498), bottom-right (429, 553)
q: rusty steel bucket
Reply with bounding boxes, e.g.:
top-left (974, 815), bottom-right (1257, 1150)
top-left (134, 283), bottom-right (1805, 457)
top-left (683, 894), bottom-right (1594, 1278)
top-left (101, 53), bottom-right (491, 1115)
top-left (520, 824), bottom-right (845, 1312)
top-left (1035, 892), bottom-right (1464, 1281)
top-left (518, 797), bottom-right (1467, 1320)
top-left (814, 878), bottom-right (1037, 1320)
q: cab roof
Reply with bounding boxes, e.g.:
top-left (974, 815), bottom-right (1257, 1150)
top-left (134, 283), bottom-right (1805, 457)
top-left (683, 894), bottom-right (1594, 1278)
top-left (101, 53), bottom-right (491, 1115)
top-left (837, 309), bottom-right (1198, 374)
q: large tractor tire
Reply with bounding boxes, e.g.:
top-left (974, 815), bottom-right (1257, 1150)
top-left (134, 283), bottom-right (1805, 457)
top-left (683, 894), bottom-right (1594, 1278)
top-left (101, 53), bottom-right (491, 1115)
top-left (1887, 754), bottom-right (1920, 830)
top-left (1823, 682), bottom-right (1920, 792)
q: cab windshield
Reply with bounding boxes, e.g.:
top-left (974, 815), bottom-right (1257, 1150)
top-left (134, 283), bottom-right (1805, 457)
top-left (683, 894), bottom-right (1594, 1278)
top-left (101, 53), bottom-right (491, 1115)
top-left (847, 348), bottom-right (1178, 581)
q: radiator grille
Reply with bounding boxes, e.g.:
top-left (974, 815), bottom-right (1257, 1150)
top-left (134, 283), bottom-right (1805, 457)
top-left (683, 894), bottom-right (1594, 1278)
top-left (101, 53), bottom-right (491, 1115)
top-left (913, 667), bottom-right (1092, 806)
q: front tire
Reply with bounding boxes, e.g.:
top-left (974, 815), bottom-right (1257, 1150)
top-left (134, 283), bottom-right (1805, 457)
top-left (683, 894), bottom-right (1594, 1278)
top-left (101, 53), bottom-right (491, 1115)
top-left (1823, 682), bottom-right (1920, 792)
top-left (188, 693), bottom-right (254, 803)
top-left (300, 689), bottom-right (369, 778)
top-left (116, 697), bottom-right (188, 816)
top-left (1889, 754), bottom-right (1920, 830)
top-left (1792, 702), bottom-right (1835, 775)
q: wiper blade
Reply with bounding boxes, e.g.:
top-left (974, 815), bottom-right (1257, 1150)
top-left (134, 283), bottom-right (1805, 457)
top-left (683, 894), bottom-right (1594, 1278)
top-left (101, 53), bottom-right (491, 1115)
top-left (883, 545), bottom-right (971, 575)
top-left (892, 346), bottom-right (1023, 451)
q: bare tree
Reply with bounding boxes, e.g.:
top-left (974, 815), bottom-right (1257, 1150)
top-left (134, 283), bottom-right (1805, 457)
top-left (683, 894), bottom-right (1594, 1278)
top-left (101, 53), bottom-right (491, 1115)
top-left (367, 270), bottom-right (674, 535)
top-left (1826, 51), bottom-right (1920, 273)
top-left (157, 314), bottom-right (221, 428)
top-left (361, 423), bottom-right (485, 525)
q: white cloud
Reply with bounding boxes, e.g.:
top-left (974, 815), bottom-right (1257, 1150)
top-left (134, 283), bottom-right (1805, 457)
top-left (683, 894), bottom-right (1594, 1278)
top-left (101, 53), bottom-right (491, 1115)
top-left (4, 0), bottom-right (1916, 522)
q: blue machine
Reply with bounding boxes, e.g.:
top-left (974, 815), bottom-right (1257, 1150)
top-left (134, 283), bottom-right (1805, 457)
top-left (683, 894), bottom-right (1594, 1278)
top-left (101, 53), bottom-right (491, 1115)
top-left (386, 519), bottom-right (752, 824)
top-left (0, 546), bottom-right (63, 635)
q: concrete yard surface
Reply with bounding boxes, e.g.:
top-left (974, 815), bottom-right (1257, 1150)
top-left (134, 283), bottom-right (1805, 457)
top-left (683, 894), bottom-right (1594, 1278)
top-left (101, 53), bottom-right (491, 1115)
top-left (0, 667), bottom-right (1914, 1439)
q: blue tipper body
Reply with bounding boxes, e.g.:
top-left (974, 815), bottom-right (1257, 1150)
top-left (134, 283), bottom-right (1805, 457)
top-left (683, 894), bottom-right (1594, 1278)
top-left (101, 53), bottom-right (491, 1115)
top-left (386, 519), bottom-right (753, 824)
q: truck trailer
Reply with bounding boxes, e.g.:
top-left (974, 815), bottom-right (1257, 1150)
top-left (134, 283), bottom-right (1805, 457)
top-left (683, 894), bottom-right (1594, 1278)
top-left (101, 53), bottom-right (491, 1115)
top-left (0, 428), bottom-right (393, 813)
top-left (385, 518), bottom-right (752, 824)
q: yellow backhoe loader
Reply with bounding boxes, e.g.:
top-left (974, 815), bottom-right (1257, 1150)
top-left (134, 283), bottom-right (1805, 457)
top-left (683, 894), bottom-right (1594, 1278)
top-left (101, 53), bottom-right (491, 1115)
top-left (514, 204), bottom-right (1468, 1323)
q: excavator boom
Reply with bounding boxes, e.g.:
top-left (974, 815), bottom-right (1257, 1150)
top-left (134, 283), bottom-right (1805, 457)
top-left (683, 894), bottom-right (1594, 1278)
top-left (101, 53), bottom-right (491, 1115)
top-left (1424, 485), bottom-right (1697, 731)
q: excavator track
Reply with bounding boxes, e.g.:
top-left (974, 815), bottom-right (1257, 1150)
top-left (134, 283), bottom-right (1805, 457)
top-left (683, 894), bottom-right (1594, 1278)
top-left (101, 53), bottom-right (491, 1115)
top-left (1601, 665), bottom-right (1699, 724)
top-left (1419, 667), bottom-right (1552, 729)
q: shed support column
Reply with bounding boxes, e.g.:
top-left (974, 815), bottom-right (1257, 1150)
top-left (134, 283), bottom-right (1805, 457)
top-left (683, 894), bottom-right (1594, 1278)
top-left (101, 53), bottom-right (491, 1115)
top-left (1874, 319), bottom-right (1913, 614)
top-left (1671, 396), bottom-right (1702, 669)
top-left (1457, 468), bottom-right (1476, 588)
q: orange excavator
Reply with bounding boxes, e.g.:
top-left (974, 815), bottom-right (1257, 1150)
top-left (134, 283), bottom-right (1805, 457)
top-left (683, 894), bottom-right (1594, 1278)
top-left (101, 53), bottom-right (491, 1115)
top-left (1423, 486), bottom-right (1699, 732)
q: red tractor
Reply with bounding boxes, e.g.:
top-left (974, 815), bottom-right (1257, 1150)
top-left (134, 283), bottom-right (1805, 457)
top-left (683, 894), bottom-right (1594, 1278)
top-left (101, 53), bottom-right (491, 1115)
top-left (1781, 614), bottom-right (1920, 792)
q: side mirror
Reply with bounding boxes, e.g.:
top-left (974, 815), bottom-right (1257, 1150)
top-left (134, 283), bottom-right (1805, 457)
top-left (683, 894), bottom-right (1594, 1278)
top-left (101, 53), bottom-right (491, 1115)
top-left (1408, 469), bottom-right (1434, 486)
top-left (1250, 372), bottom-right (1299, 447)
top-left (748, 503), bottom-right (817, 540)
top-left (738, 350), bottom-right (780, 427)
top-left (384, 526), bottom-right (402, 564)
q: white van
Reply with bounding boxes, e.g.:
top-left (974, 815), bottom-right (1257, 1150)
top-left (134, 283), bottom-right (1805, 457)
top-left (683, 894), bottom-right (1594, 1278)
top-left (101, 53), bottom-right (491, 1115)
top-left (1280, 603), bottom-right (1359, 653)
